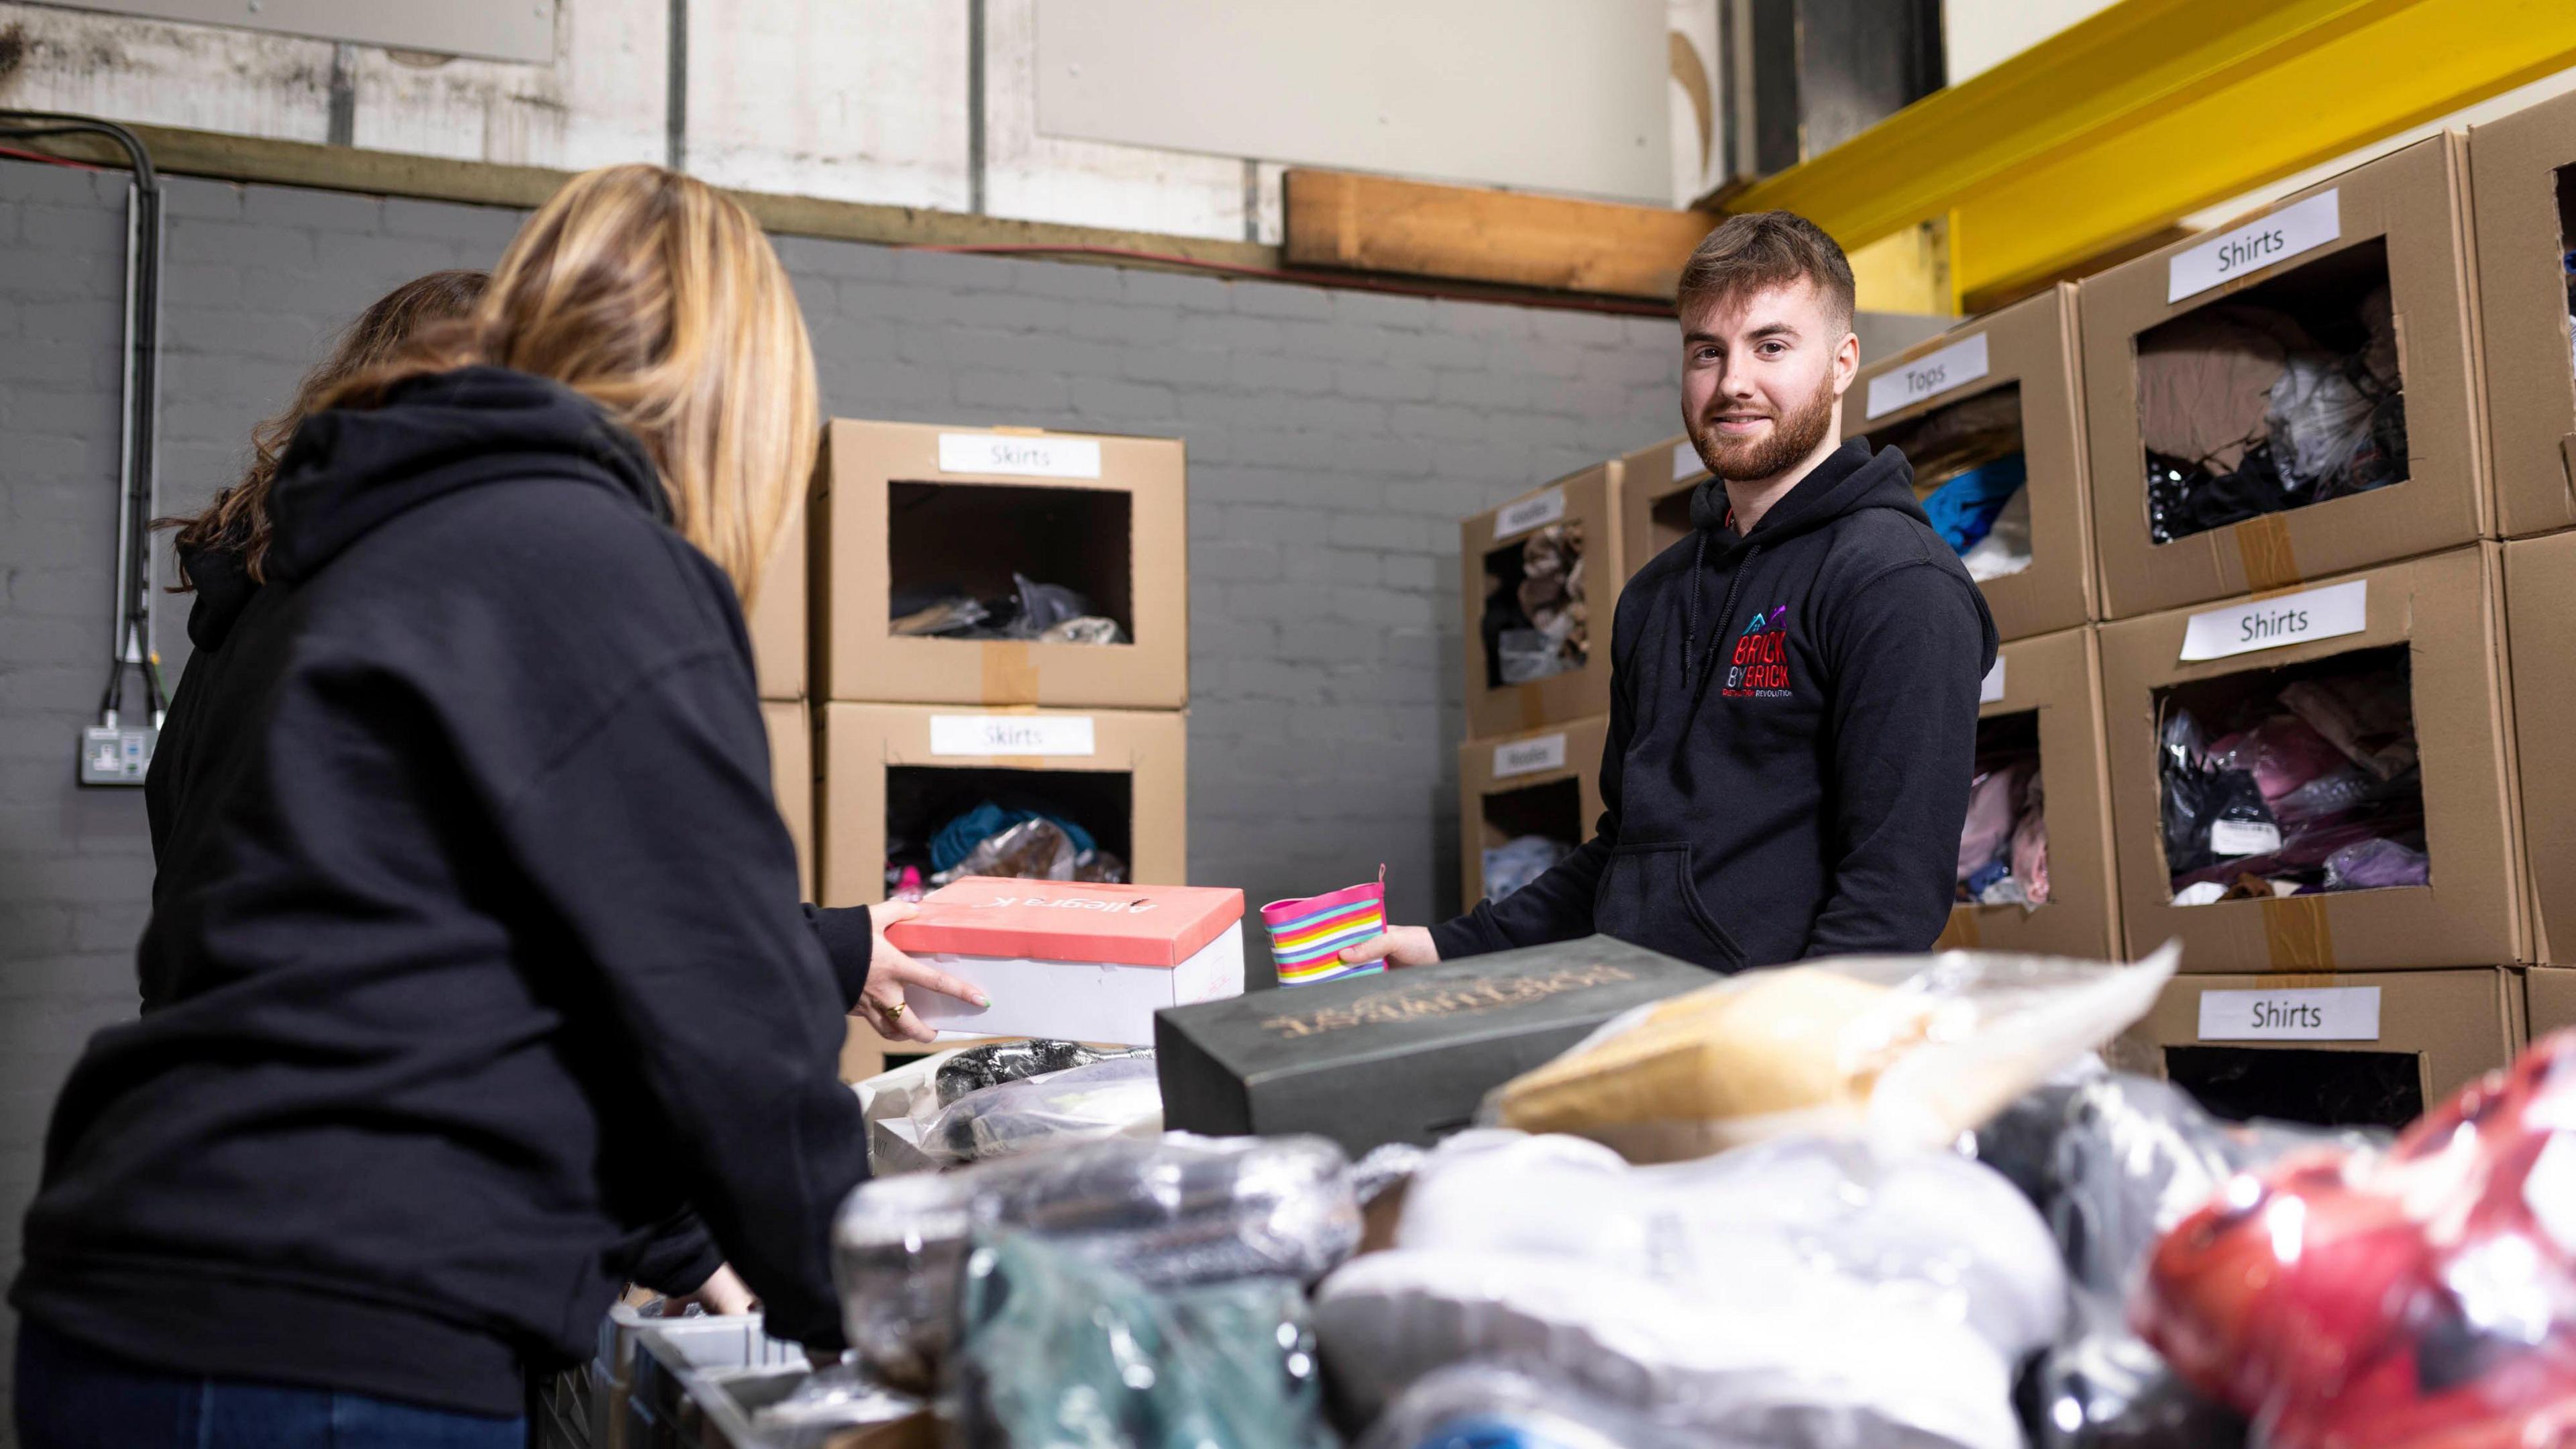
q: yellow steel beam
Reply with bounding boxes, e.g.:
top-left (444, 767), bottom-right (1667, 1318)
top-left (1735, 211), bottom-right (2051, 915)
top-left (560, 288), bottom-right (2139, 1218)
top-left (1729, 0), bottom-right (2576, 304)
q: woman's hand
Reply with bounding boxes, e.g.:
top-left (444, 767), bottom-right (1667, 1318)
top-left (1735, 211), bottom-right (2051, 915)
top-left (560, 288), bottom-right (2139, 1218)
top-left (663, 1263), bottom-right (755, 1317)
top-left (1338, 925), bottom-right (1441, 969)
top-left (855, 900), bottom-right (988, 1044)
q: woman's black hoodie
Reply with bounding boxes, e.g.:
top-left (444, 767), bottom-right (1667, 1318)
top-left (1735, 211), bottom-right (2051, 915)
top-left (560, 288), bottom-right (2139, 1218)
top-left (1432, 437), bottom-right (1998, 969)
top-left (13, 368), bottom-right (875, 1415)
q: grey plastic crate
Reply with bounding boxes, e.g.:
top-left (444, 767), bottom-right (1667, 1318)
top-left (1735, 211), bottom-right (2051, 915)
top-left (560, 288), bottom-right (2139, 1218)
top-left (626, 1315), bottom-right (804, 1449)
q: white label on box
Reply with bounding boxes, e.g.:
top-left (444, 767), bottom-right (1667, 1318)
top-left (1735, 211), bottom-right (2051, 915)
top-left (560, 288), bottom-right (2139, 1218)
top-left (2178, 579), bottom-right (2368, 662)
top-left (1495, 487), bottom-right (1568, 538)
top-left (2196, 985), bottom-right (2381, 1042)
top-left (2209, 819), bottom-right (2284, 858)
top-left (1979, 658), bottom-right (2006, 704)
top-left (1866, 332), bottom-right (1991, 419)
top-left (929, 714), bottom-right (1097, 757)
top-left (2167, 190), bottom-right (2342, 303)
top-left (937, 432), bottom-right (1103, 479)
top-left (1493, 733), bottom-right (1568, 778)
top-left (1672, 441), bottom-right (1705, 482)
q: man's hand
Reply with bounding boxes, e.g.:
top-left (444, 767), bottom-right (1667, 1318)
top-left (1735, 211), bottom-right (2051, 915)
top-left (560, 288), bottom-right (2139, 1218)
top-left (857, 900), bottom-right (987, 1044)
top-left (1338, 925), bottom-right (1440, 970)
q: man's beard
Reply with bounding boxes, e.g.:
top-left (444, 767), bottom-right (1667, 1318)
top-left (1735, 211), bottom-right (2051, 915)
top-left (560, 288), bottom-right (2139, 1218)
top-left (1688, 373), bottom-right (1838, 482)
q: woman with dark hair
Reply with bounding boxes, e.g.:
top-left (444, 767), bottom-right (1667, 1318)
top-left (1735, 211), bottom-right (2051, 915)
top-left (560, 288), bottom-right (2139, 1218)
top-left (166, 269), bottom-right (491, 610)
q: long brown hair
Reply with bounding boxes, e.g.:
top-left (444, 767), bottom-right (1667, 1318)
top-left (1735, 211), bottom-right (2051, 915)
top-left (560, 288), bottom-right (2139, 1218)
top-left (165, 269), bottom-right (488, 590)
top-left (325, 165), bottom-right (819, 602)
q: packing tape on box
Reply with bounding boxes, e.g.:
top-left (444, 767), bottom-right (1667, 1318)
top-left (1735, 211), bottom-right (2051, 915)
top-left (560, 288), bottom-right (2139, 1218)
top-left (2261, 894), bottom-right (2336, 972)
top-left (2235, 513), bottom-right (2302, 594)
top-left (1935, 908), bottom-right (1982, 951)
top-left (979, 641), bottom-right (1038, 705)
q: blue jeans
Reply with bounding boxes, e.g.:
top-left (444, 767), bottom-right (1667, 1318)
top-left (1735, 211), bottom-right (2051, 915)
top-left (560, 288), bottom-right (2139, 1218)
top-left (14, 1320), bottom-right (525, 1449)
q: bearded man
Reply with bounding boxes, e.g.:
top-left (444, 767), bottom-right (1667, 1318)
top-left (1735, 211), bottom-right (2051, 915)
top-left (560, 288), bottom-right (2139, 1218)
top-left (1349, 211), bottom-right (1999, 973)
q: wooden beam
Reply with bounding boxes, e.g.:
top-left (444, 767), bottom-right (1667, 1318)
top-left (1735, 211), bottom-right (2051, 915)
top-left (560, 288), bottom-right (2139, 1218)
top-left (1283, 169), bottom-right (1710, 301)
top-left (12, 121), bottom-right (1281, 273)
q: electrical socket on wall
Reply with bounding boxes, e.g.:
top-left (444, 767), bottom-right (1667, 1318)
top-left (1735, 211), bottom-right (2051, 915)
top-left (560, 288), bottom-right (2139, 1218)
top-left (78, 724), bottom-right (156, 786)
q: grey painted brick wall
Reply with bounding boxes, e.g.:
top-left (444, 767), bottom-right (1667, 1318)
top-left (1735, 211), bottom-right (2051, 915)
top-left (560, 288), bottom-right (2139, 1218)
top-left (0, 158), bottom-right (1683, 1413)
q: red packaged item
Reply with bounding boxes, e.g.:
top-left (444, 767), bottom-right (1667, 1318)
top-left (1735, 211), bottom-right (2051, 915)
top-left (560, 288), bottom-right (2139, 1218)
top-left (2135, 1031), bottom-right (2576, 1448)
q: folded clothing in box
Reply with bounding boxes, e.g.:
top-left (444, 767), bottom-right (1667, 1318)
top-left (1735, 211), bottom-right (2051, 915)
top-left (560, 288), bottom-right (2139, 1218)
top-left (885, 877), bottom-right (1246, 1046)
top-left (1154, 934), bottom-right (1712, 1157)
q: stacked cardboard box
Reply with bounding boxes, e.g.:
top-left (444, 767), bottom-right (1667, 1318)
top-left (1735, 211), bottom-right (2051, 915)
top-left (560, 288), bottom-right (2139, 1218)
top-left (810, 421), bottom-right (1190, 1079)
top-left (2071, 137), bottom-right (2530, 1105)
top-left (1456, 466), bottom-right (1625, 914)
top-left (750, 512), bottom-right (812, 899)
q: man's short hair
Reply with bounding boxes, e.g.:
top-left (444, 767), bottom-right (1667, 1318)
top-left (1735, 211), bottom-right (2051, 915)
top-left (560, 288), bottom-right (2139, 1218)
top-left (1676, 211), bottom-right (1856, 334)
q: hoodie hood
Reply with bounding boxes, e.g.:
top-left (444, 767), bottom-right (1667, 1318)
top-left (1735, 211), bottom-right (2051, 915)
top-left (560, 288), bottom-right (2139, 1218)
top-left (1686, 435), bottom-right (1929, 549)
top-left (176, 367), bottom-right (667, 653)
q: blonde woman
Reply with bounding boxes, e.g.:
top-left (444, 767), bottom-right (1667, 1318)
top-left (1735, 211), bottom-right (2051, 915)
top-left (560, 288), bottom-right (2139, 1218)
top-left (13, 165), bottom-right (976, 1448)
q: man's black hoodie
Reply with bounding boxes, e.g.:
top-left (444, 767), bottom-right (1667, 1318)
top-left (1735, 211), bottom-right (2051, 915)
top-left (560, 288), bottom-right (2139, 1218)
top-left (13, 368), bottom-right (876, 1415)
top-left (1432, 436), bottom-right (1998, 969)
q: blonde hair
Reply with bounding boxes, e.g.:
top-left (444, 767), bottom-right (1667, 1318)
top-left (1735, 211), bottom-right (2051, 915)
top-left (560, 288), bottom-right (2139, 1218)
top-left (330, 165), bottom-right (817, 601)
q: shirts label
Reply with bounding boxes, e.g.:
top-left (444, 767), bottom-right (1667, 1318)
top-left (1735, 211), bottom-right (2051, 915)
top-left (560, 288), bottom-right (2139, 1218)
top-left (1866, 332), bottom-right (1992, 419)
top-left (2168, 190), bottom-right (2342, 303)
top-left (1671, 441), bottom-right (1706, 482)
top-left (938, 432), bottom-right (1103, 479)
top-left (1493, 733), bottom-right (1568, 779)
top-left (2179, 580), bottom-right (2367, 662)
top-left (1979, 659), bottom-right (2007, 704)
top-left (1495, 487), bottom-right (1568, 539)
top-left (2197, 985), bottom-right (2381, 1042)
top-left (930, 714), bottom-right (1097, 757)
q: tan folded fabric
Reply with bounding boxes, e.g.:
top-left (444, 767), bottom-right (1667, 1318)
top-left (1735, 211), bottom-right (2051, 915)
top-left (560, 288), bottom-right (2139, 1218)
top-left (1493, 968), bottom-right (1932, 1152)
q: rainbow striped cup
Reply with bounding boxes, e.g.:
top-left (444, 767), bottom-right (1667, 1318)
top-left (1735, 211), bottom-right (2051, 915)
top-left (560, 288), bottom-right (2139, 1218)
top-left (1260, 869), bottom-right (1387, 987)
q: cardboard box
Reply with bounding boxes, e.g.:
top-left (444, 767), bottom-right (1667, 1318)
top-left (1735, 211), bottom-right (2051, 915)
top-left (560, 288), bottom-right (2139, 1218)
top-left (1462, 463), bottom-right (1625, 737)
top-left (2080, 136), bottom-right (2489, 620)
top-left (1456, 716), bottom-right (1607, 911)
top-left (2530, 966), bottom-right (2576, 1038)
top-left (813, 420), bottom-right (1187, 709)
top-left (1615, 433), bottom-right (1707, 583)
top-left (761, 701), bottom-right (814, 900)
top-left (2100, 545), bottom-right (2527, 971)
top-left (2110, 967), bottom-right (2520, 1129)
top-left (1935, 625), bottom-right (2120, 959)
top-left (2468, 91), bottom-right (2576, 539)
top-left (1847, 284), bottom-right (2094, 641)
top-left (816, 702), bottom-right (1187, 908)
top-left (1155, 934), bottom-right (1712, 1157)
top-left (2506, 533), bottom-right (2576, 962)
top-left (749, 504), bottom-right (804, 701)
top-left (882, 877), bottom-right (1246, 1044)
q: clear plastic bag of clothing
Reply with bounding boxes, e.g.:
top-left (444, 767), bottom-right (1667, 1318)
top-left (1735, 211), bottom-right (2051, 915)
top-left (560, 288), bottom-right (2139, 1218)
top-left (911, 1054), bottom-right (1164, 1165)
top-left (2133, 1030), bottom-right (2576, 1449)
top-left (1313, 1128), bottom-right (2061, 1446)
top-left (831, 1132), bottom-right (1360, 1391)
top-left (953, 1232), bottom-right (1336, 1449)
top-left (1356, 1362), bottom-right (1729, 1449)
top-left (1481, 944), bottom-right (2178, 1159)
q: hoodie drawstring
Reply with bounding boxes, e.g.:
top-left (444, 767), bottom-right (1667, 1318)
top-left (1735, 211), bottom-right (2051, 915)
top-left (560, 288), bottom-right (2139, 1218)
top-left (1682, 533), bottom-right (1758, 729)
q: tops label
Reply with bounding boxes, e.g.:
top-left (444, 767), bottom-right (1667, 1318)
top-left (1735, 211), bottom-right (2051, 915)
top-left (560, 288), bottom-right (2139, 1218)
top-left (1672, 441), bottom-right (1706, 482)
top-left (929, 714), bottom-right (1097, 758)
top-left (2167, 191), bottom-right (2342, 303)
top-left (1494, 733), bottom-right (1568, 778)
top-left (2179, 579), bottom-right (2368, 662)
top-left (938, 432), bottom-right (1104, 479)
top-left (1496, 487), bottom-right (1568, 539)
top-left (1866, 333), bottom-right (1991, 419)
top-left (1979, 658), bottom-right (2007, 704)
